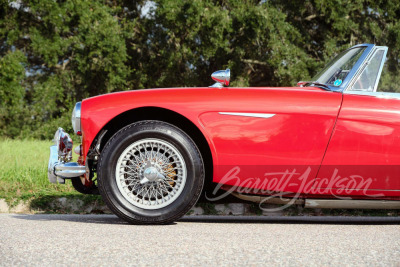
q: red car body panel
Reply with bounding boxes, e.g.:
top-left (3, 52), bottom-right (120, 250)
top-left (80, 86), bottom-right (400, 199)
top-left (316, 93), bottom-right (400, 196)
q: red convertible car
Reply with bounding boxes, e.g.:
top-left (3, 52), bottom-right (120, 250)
top-left (48, 43), bottom-right (400, 224)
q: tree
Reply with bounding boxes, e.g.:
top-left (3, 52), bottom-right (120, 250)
top-left (1, 0), bottom-right (400, 139)
top-left (0, 50), bottom-right (26, 137)
top-left (0, 0), bottom-right (130, 138)
top-left (118, 0), bottom-right (312, 88)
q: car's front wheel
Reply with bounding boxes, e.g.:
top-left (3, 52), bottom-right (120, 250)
top-left (97, 120), bottom-right (204, 224)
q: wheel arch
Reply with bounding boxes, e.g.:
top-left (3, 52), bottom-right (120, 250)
top-left (91, 106), bottom-right (214, 191)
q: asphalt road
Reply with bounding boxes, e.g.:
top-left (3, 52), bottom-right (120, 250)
top-left (1, 214), bottom-right (400, 266)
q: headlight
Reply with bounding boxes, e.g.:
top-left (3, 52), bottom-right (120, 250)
top-left (71, 101), bottom-right (82, 135)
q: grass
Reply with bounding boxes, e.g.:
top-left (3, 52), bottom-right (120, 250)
top-left (0, 139), bottom-right (99, 207)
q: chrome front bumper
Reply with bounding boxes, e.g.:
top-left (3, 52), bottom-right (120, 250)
top-left (48, 129), bottom-right (86, 184)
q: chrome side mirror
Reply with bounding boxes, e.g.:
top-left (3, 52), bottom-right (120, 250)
top-left (209, 69), bottom-right (230, 88)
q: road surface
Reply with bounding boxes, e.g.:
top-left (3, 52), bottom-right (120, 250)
top-left (1, 214), bottom-right (399, 266)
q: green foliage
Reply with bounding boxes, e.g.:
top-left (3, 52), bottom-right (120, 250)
top-left (136, 0), bottom-right (312, 87)
top-left (1, 0), bottom-right (400, 139)
top-left (0, 50), bottom-right (27, 137)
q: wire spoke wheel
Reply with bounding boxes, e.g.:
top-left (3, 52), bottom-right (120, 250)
top-left (115, 138), bottom-right (187, 209)
top-left (98, 121), bottom-right (204, 224)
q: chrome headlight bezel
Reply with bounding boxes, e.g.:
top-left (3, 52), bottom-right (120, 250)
top-left (71, 101), bottom-right (82, 135)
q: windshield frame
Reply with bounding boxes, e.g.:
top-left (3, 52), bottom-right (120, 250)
top-left (308, 44), bottom-right (375, 92)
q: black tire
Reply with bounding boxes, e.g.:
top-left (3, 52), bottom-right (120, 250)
top-left (97, 120), bottom-right (204, 224)
top-left (70, 177), bottom-right (99, 195)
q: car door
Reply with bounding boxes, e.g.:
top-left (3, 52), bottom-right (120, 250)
top-left (199, 87), bottom-right (342, 194)
top-left (315, 46), bottom-right (400, 197)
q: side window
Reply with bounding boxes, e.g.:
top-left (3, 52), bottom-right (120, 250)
top-left (351, 49), bottom-right (384, 92)
top-left (377, 61), bottom-right (400, 93)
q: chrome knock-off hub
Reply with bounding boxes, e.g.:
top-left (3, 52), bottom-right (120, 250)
top-left (140, 162), bottom-right (165, 184)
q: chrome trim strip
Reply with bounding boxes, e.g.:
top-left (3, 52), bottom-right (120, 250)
top-left (305, 199), bottom-right (400, 209)
top-left (219, 112), bottom-right (276, 118)
top-left (344, 91), bottom-right (400, 100)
